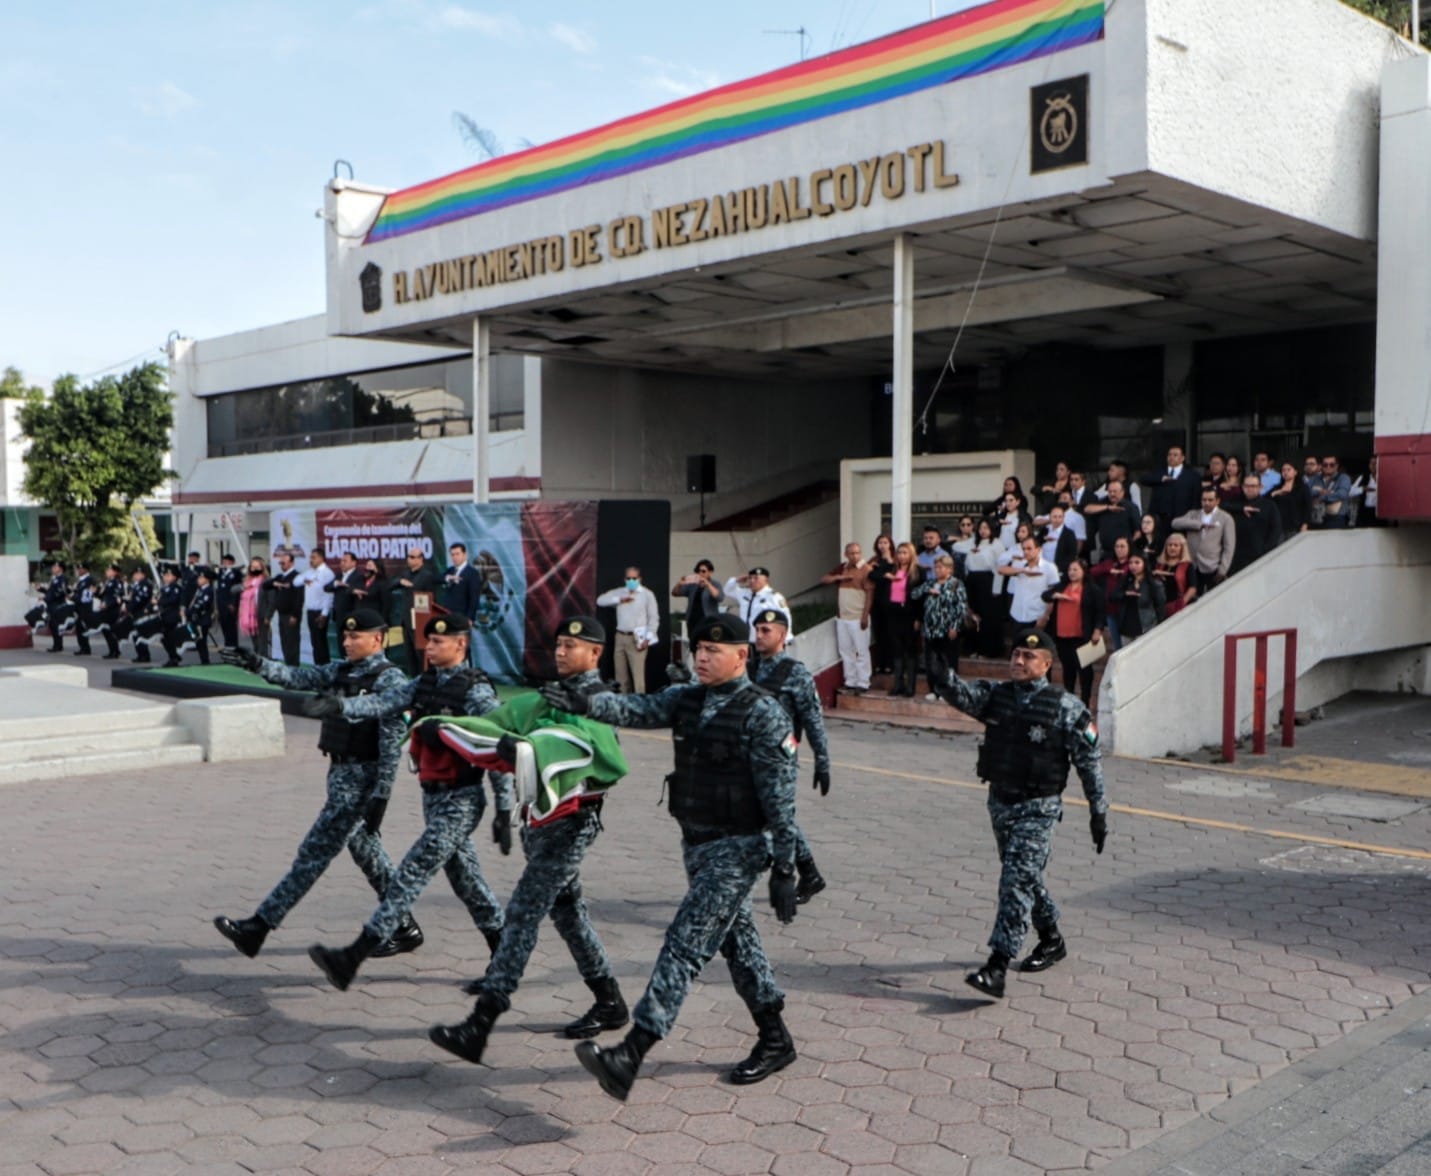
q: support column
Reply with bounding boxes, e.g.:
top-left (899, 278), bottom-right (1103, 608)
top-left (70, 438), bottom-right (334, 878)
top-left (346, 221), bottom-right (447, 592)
top-left (891, 234), bottom-right (914, 543)
top-left (471, 316), bottom-right (490, 505)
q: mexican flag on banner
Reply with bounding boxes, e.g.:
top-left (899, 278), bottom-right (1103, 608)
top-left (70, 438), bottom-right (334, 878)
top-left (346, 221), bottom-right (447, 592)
top-left (425, 694), bottom-right (628, 827)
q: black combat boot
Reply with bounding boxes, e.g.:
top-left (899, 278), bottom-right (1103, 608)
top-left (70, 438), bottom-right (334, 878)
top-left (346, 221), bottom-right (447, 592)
top-left (965, 951), bottom-right (1009, 998)
top-left (214, 914), bottom-right (271, 958)
top-left (368, 913), bottom-right (424, 959)
top-left (1018, 931), bottom-right (1067, 973)
top-left (795, 857), bottom-right (826, 905)
top-left (428, 993), bottom-right (508, 1065)
top-left (564, 976), bottom-right (630, 1039)
top-left (575, 1024), bottom-right (658, 1101)
top-left (730, 1004), bottom-right (797, 1085)
top-left (308, 929), bottom-right (382, 991)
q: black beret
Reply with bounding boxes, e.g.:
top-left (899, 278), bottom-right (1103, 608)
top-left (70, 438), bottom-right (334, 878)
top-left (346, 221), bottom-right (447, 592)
top-left (690, 614), bottom-right (749, 645)
top-left (1014, 627), bottom-right (1056, 653)
top-left (753, 607), bottom-right (789, 628)
top-left (748, 566), bottom-right (771, 577)
top-left (557, 615), bottom-right (606, 645)
top-left (424, 613), bottom-right (471, 637)
top-left (344, 607), bottom-right (387, 633)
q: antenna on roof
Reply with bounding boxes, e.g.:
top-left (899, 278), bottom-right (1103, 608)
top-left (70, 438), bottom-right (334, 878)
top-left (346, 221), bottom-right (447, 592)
top-left (762, 26), bottom-right (811, 61)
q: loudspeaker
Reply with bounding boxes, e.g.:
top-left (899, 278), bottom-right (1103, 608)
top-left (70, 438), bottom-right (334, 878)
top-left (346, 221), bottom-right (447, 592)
top-left (686, 454), bottom-right (716, 494)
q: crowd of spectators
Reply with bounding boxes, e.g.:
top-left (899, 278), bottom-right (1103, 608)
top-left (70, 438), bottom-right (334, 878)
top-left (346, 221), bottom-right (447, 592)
top-left (842, 445), bottom-right (1382, 704)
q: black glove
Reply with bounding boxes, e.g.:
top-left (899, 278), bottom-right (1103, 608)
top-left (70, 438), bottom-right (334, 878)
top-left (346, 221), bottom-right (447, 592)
top-left (813, 767), bottom-right (831, 797)
top-left (769, 866), bottom-right (798, 924)
top-left (539, 681), bottom-right (589, 715)
top-left (362, 795), bottom-right (388, 835)
top-left (417, 720), bottom-right (447, 750)
top-left (301, 694), bottom-right (343, 719)
top-left (495, 733), bottom-right (519, 767)
top-left (1090, 812), bottom-right (1108, 855)
top-left (492, 809), bottom-right (512, 856)
top-left (221, 646), bottom-right (262, 672)
top-left (665, 662), bottom-right (693, 685)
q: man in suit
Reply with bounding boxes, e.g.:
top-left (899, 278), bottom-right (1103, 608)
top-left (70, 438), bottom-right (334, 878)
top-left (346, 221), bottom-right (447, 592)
top-left (1039, 506), bottom-right (1081, 576)
top-left (1172, 487), bottom-right (1237, 595)
top-left (442, 543), bottom-right (481, 621)
top-left (1140, 445), bottom-right (1202, 535)
top-left (327, 551), bottom-right (362, 632)
top-left (1229, 475), bottom-right (1283, 576)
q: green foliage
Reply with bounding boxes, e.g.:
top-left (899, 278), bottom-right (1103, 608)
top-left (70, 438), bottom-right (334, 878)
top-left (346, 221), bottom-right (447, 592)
top-left (1340, 0), bottom-right (1430, 46)
top-left (101, 501), bottom-right (163, 571)
top-left (0, 366), bottom-right (43, 399)
top-left (19, 362), bottom-right (173, 565)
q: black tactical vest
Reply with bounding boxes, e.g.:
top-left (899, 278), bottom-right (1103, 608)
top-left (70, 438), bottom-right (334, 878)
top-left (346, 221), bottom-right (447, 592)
top-left (667, 684), bottom-right (770, 834)
top-left (411, 666), bottom-right (489, 720)
top-left (975, 681), bottom-right (1071, 802)
top-left (756, 657), bottom-right (804, 741)
top-left (317, 661), bottom-right (386, 761)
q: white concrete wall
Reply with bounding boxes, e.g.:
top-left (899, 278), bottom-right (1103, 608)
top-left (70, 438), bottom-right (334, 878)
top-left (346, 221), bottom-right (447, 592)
top-left (841, 450), bottom-right (1036, 547)
top-left (1143, 0), bottom-right (1396, 242)
top-left (1099, 528), bottom-right (1431, 758)
top-left (671, 498), bottom-right (840, 605)
top-left (539, 360), bottom-right (871, 518)
top-left (0, 401), bottom-right (36, 508)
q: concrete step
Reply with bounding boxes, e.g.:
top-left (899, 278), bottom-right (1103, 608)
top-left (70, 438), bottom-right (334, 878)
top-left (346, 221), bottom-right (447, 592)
top-left (0, 690), bottom-right (173, 743)
top-left (867, 656), bottom-right (1104, 696)
top-left (0, 743), bottom-right (205, 787)
top-left (0, 722), bottom-right (194, 764)
top-left (831, 688), bottom-right (986, 736)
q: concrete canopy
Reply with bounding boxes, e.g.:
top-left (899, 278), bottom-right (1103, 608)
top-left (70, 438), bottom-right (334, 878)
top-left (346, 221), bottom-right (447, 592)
top-left (326, 0), bottom-right (1399, 380)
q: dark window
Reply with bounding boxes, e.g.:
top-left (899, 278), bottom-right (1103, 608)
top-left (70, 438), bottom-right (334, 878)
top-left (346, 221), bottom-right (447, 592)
top-left (205, 356), bottom-right (524, 458)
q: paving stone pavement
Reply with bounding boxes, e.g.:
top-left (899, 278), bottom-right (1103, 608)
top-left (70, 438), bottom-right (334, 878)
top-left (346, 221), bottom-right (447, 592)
top-left (2, 657), bottom-right (1430, 1175)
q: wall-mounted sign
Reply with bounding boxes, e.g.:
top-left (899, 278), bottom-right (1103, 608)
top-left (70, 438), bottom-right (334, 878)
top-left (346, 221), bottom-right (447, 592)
top-left (1030, 74), bottom-right (1089, 174)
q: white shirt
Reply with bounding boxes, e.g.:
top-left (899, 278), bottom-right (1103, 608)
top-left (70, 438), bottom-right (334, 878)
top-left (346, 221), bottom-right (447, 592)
top-left (595, 583), bottom-right (660, 643)
top-left (1062, 510), bottom-right (1087, 542)
top-left (723, 578), bottom-right (794, 638)
top-left (301, 562), bottom-right (336, 613)
top-left (1040, 526), bottom-right (1065, 566)
top-left (998, 552), bottom-right (1061, 623)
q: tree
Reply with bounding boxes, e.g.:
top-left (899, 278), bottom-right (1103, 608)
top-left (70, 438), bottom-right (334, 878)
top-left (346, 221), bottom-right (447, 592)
top-left (0, 366), bottom-right (42, 399)
top-left (19, 362), bottom-right (173, 566)
top-left (1340, 1), bottom-right (1430, 46)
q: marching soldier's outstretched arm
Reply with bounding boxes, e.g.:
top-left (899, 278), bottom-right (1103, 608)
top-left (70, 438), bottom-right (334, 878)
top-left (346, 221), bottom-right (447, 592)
top-left (791, 665), bottom-right (832, 775)
top-left (938, 673), bottom-right (997, 720)
top-left (584, 684), bottom-right (687, 729)
top-left (338, 672), bottom-right (420, 719)
top-left (253, 658), bottom-right (345, 693)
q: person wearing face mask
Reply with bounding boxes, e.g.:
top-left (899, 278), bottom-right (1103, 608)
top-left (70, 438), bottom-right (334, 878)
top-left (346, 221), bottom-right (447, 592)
top-left (597, 566), bottom-right (661, 694)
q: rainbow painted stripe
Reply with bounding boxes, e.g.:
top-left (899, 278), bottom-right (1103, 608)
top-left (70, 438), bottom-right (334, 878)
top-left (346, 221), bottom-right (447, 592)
top-left (366, 0), bottom-right (1103, 244)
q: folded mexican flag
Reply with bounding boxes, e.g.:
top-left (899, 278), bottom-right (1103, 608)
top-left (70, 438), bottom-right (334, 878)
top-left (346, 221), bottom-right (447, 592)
top-left (423, 693), bottom-right (628, 826)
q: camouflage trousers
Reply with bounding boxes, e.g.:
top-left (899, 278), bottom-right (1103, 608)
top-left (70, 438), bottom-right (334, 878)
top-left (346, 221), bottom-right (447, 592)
top-left (794, 825), bottom-right (815, 867)
top-left (632, 828), bottom-right (784, 1039)
top-left (255, 763), bottom-right (395, 929)
top-left (363, 783), bottom-right (504, 942)
top-left (479, 804), bottom-right (611, 1005)
top-left (986, 795), bottom-right (1063, 959)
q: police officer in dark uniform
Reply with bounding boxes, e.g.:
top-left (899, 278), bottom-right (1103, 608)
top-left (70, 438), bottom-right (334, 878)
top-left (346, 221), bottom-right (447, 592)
top-left (186, 567), bottom-right (215, 665)
top-left (750, 607), bottom-right (832, 903)
top-left (42, 562), bottom-right (69, 652)
top-left (548, 614), bottom-right (800, 1102)
top-left (935, 627), bottom-right (1108, 999)
top-left (155, 565), bottom-right (186, 667)
top-left (430, 615), bottom-right (629, 1067)
top-left (213, 608), bottom-right (405, 958)
top-left (96, 564), bottom-right (125, 659)
top-left (307, 612), bottom-right (512, 990)
top-left (180, 551), bottom-right (202, 608)
top-left (215, 554), bottom-right (242, 649)
top-left (70, 563), bottom-right (96, 656)
top-left (118, 567), bottom-right (156, 662)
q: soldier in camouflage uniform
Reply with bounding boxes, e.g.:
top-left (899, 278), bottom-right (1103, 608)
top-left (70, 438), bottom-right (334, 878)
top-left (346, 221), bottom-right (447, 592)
top-left (307, 612), bottom-right (512, 990)
top-left (556, 614), bottom-right (800, 1102)
top-left (936, 627), bottom-right (1108, 999)
top-left (750, 607), bottom-right (831, 903)
top-left (212, 608), bottom-right (406, 959)
top-left (429, 615), bottom-right (630, 1066)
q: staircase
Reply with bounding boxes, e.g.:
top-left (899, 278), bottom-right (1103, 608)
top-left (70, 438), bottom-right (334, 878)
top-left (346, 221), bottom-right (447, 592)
top-left (832, 655), bottom-right (1105, 736)
top-left (0, 680), bottom-right (205, 786)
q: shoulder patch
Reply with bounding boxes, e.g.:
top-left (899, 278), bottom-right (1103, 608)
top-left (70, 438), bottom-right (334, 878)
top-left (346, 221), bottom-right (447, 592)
top-left (780, 732), bottom-right (798, 759)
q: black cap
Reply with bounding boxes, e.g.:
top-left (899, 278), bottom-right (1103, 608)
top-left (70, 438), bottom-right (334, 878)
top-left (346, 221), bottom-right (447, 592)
top-left (753, 607), bottom-right (789, 628)
top-left (221, 553), bottom-right (235, 562)
top-left (557, 615), bottom-right (606, 645)
top-left (690, 614), bottom-right (749, 645)
top-left (748, 566), bottom-right (770, 577)
top-left (196, 566), bottom-right (212, 580)
top-left (424, 613), bottom-right (471, 637)
top-left (1014, 627), bottom-right (1055, 653)
top-left (344, 607), bottom-right (387, 633)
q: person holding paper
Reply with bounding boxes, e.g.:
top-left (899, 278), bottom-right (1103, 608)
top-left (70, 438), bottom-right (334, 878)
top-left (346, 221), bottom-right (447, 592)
top-left (597, 566), bottom-right (660, 694)
top-left (1038, 558), bottom-right (1105, 704)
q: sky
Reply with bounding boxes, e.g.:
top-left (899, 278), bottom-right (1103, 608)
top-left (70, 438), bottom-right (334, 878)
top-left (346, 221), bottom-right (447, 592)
top-left (0, 0), bottom-right (986, 386)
